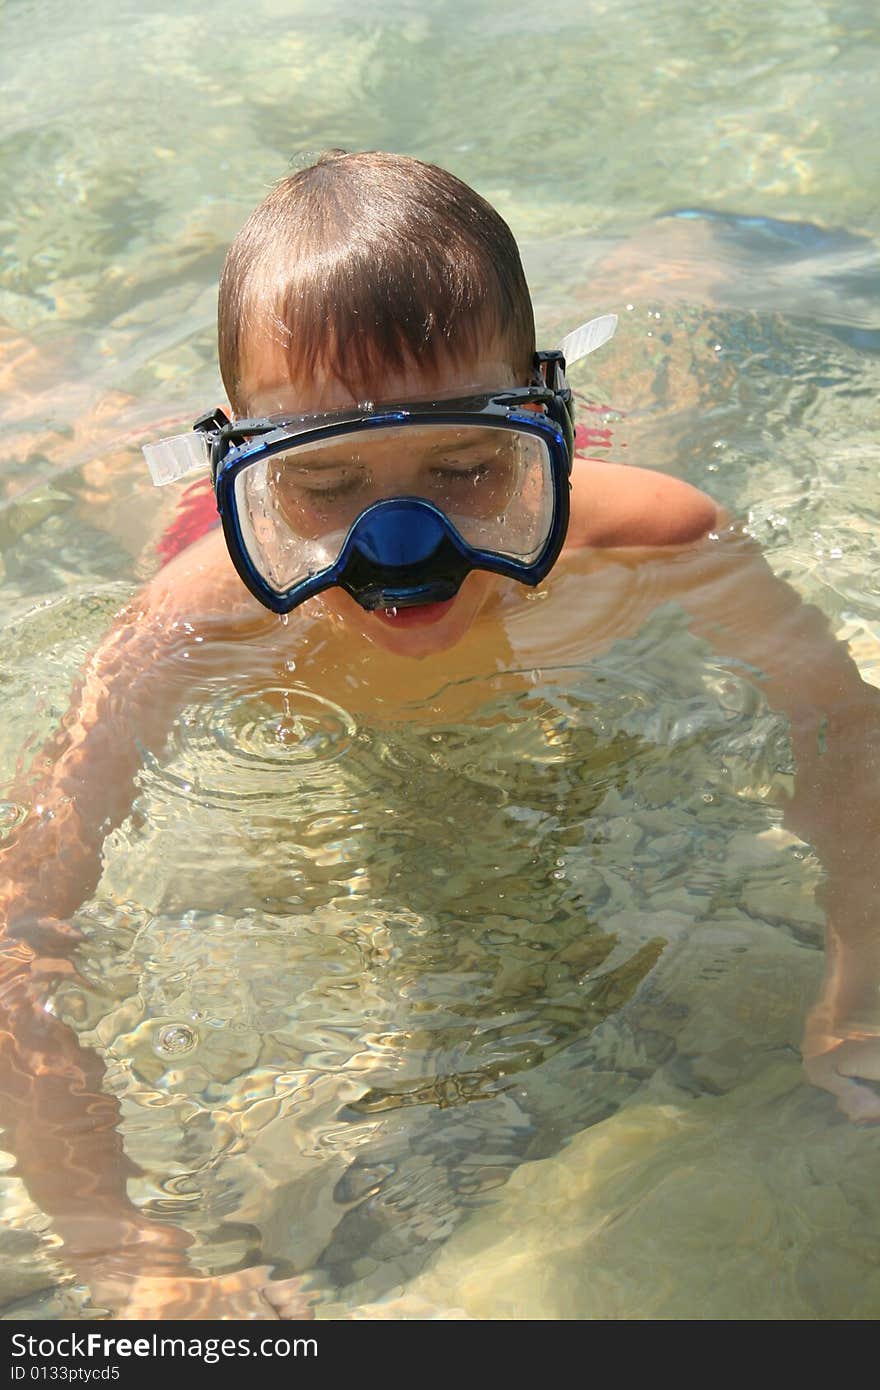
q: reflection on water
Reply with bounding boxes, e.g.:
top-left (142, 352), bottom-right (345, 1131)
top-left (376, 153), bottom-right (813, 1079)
top-left (35, 619), bottom-right (807, 1307)
top-left (1, 0), bottom-right (880, 1322)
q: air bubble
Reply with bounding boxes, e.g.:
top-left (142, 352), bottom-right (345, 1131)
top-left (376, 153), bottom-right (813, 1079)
top-left (154, 1023), bottom-right (198, 1057)
top-left (0, 801), bottom-right (27, 838)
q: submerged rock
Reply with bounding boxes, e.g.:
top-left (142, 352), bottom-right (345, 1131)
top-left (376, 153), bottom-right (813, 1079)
top-left (374, 1062), bottom-right (880, 1320)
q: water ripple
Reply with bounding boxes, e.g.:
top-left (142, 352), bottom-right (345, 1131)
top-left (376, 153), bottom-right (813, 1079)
top-left (146, 683), bottom-right (358, 808)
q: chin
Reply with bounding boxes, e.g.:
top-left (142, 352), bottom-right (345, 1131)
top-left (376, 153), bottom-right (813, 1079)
top-left (363, 599), bottom-right (474, 658)
top-left (321, 576), bottom-right (494, 659)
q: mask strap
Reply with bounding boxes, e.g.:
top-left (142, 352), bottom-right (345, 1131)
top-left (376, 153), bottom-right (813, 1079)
top-left (533, 313), bottom-right (618, 394)
top-left (143, 318), bottom-right (618, 487)
top-left (141, 409), bottom-right (231, 487)
top-left (557, 313), bottom-right (617, 368)
top-left (142, 430), bottom-right (211, 487)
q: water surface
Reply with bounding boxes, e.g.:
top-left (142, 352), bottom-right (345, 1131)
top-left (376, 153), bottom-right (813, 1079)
top-left (1, 0), bottom-right (879, 1319)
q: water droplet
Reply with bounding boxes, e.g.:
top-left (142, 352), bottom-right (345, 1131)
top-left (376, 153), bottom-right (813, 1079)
top-left (153, 686), bottom-right (359, 807)
top-left (154, 1023), bottom-right (198, 1057)
top-left (0, 801), bottom-right (27, 838)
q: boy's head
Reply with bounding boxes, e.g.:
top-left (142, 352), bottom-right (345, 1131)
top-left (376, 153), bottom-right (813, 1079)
top-left (145, 154), bottom-right (612, 656)
top-left (214, 151), bottom-right (543, 658)
top-left (217, 149), bottom-right (536, 417)
top-left (198, 151), bottom-right (603, 661)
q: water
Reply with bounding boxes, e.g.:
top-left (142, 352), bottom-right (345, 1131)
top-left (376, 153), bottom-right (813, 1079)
top-left (1, 0), bottom-right (880, 1319)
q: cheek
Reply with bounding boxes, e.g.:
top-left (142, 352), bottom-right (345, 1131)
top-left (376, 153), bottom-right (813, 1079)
top-left (271, 478), bottom-right (349, 540)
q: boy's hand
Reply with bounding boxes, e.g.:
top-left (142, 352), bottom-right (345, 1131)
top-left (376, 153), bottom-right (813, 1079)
top-left (803, 1036), bottom-right (880, 1125)
top-left (803, 985), bottom-right (880, 1124)
top-left (634, 527), bottom-right (880, 1125)
top-left (798, 866), bottom-right (880, 1123)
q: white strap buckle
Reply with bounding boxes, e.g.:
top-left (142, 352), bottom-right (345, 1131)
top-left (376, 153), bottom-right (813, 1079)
top-left (142, 431), bottom-right (210, 487)
top-left (142, 316), bottom-right (617, 486)
top-left (557, 313), bottom-right (617, 368)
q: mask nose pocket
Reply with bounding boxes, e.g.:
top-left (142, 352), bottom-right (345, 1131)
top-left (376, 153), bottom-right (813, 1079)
top-left (337, 500), bottom-right (472, 610)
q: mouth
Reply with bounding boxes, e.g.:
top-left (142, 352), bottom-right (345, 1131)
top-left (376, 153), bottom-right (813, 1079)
top-left (371, 599), bottom-right (456, 628)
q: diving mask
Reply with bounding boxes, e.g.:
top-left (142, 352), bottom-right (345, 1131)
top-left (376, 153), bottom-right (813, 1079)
top-left (143, 314), bottom-right (617, 615)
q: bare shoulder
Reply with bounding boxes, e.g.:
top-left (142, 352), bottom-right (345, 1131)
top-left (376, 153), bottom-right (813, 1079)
top-left (142, 527), bottom-right (270, 630)
top-left (567, 458), bottom-right (720, 549)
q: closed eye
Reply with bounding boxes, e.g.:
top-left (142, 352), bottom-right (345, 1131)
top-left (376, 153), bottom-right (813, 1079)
top-left (430, 461), bottom-right (493, 482)
top-left (276, 469), bottom-right (366, 498)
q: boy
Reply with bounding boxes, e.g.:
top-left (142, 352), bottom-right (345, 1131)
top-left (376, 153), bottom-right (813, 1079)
top-left (1, 150), bottom-right (878, 1319)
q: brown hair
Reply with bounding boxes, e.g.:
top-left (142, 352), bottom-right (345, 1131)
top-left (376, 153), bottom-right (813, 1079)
top-left (218, 150), bottom-right (536, 412)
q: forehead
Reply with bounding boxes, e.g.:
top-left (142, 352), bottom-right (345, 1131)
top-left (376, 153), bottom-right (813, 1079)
top-left (238, 335), bottom-right (523, 417)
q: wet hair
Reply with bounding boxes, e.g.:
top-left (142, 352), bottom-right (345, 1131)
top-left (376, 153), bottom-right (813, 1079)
top-left (218, 149), bottom-right (536, 412)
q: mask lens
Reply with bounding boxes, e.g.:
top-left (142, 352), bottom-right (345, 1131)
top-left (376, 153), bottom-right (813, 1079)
top-left (231, 422), bottom-right (556, 596)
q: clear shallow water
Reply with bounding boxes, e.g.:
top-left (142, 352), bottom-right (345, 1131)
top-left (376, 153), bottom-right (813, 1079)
top-left (1, 0), bottom-right (880, 1319)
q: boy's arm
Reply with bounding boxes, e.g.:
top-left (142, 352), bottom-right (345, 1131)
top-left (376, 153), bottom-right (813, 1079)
top-left (1, 529), bottom-right (264, 926)
top-left (0, 593), bottom-right (194, 1308)
top-left (0, 534), bottom-right (296, 1314)
top-left (658, 524), bottom-right (880, 1121)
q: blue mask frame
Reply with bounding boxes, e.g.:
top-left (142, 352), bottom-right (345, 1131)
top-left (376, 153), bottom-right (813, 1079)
top-left (196, 362), bottom-right (575, 616)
